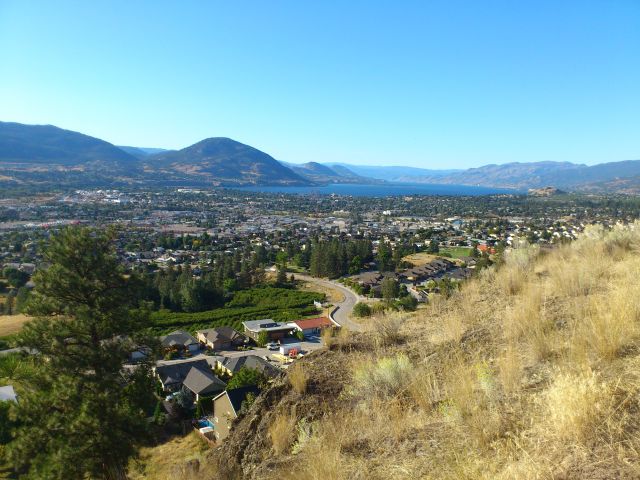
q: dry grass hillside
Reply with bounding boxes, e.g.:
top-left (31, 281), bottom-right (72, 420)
top-left (184, 224), bottom-right (640, 480)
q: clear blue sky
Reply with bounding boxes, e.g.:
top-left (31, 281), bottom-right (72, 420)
top-left (1, 1), bottom-right (638, 168)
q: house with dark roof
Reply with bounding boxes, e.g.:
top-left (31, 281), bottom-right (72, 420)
top-left (160, 330), bottom-right (200, 354)
top-left (211, 386), bottom-right (260, 442)
top-left (196, 326), bottom-right (247, 350)
top-left (182, 366), bottom-right (226, 402)
top-left (154, 358), bottom-right (211, 392)
top-left (216, 354), bottom-right (280, 378)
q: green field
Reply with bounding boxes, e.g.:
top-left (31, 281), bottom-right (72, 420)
top-left (150, 286), bottom-right (324, 335)
top-left (438, 246), bottom-right (473, 259)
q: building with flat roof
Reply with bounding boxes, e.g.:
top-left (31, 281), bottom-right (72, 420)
top-left (242, 319), bottom-right (296, 341)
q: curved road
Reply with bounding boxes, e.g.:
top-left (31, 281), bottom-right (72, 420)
top-left (294, 273), bottom-right (363, 331)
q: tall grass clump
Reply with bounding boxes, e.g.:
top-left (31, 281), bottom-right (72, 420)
top-left (289, 362), bottom-right (308, 394)
top-left (269, 412), bottom-right (295, 455)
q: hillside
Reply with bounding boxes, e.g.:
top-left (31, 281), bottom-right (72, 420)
top-left (118, 146), bottom-right (168, 158)
top-left (0, 122), bottom-right (138, 169)
top-left (283, 161), bottom-right (380, 184)
top-left (328, 163), bottom-right (461, 182)
top-left (184, 224), bottom-right (640, 479)
top-left (412, 160), bottom-right (640, 192)
top-left (143, 138), bottom-right (310, 186)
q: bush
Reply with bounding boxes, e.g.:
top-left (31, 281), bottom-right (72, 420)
top-left (226, 366), bottom-right (267, 390)
top-left (350, 354), bottom-right (413, 400)
top-left (396, 295), bottom-right (418, 311)
top-left (257, 331), bottom-right (269, 348)
top-left (352, 302), bottom-right (372, 318)
top-left (295, 330), bottom-right (305, 341)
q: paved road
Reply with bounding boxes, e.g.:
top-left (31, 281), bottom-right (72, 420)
top-left (294, 273), bottom-right (363, 331)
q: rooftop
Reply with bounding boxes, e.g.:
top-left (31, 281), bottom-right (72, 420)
top-left (293, 317), bottom-right (333, 329)
top-left (242, 319), bottom-right (296, 333)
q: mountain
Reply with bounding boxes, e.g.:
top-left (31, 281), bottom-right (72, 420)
top-left (145, 137), bottom-right (310, 186)
top-left (327, 163), bottom-right (462, 182)
top-left (3, 121), bottom-right (640, 192)
top-left (118, 146), bottom-right (168, 158)
top-left (409, 160), bottom-right (640, 191)
top-left (281, 161), bottom-right (382, 184)
top-left (0, 121), bottom-right (138, 169)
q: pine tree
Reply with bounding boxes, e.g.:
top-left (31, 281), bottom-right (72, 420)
top-left (8, 228), bottom-right (154, 480)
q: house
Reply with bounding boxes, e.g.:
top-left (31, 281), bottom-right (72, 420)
top-left (0, 385), bottom-right (17, 403)
top-left (217, 354), bottom-right (280, 379)
top-left (292, 317), bottom-right (335, 337)
top-left (155, 359), bottom-right (211, 392)
top-left (211, 386), bottom-right (260, 442)
top-left (182, 367), bottom-right (226, 402)
top-left (196, 326), bottom-right (246, 350)
top-left (242, 319), bottom-right (296, 342)
top-left (160, 330), bottom-right (200, 353)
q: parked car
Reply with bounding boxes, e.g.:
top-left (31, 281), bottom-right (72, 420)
top-left (267, 342), bottom-right (279, 351)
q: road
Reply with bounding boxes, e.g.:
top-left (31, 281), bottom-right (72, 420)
top-left (154, 337), bottom-right (325, 368)
top-left (294, 273), bottom-right (363, 331)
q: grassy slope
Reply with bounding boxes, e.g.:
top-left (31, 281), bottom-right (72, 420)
top-left (196, 223), bottom-right (640, 480)
top-left (128, 432), bottom-right (210, 480)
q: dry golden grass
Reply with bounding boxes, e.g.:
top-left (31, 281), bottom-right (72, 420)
top-left (297, 279), bottom-right (345, 303)
top-left (269, 411), bottom-right (296, 455)
top-left (288, 362), bottom-right (308, 394)
top-left (0, 314), bottom-right (31, 337)
top-left (402, 251), bottom-right (440, 266)
top-left (128, 432), bottom-right (211, 480)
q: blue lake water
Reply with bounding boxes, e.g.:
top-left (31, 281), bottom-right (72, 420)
top-left (234, 183), bottom-right (520, 197)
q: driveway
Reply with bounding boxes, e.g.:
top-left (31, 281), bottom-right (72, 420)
top-left (294, 273), bottom-right (363, 331)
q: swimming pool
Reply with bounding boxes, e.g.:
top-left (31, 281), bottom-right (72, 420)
top-left (197, 419), bottom-right (214, 429)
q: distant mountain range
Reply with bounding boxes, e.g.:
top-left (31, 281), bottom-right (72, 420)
top-left (326, 164), bottom-right (462, 182)
top-left (1, 121), bottom-right (639, 193)
top-left (118, 146), bottom-right (168, 158)
top-left (404, 160), bottom-right (640, 191)
top-left (279, 161), bottom-right (382, 185)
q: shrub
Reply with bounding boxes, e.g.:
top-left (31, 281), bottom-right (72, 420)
top-left (321, 327), bottom-right (335, 348)
top-left (226, 366), bottom-right (266, 390)
top-left (256, 331), bottom-right (269, 347)
top-left (352, 302), bottom-right (371, 317)
top-left (350, 354), bottom-right (413, 400)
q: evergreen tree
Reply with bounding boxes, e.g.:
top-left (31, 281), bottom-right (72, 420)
top-left (8, 228), bottom-right (154, 480)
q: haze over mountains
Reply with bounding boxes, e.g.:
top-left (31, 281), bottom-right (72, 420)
top-left (1, 121), bottom-right (639, 193)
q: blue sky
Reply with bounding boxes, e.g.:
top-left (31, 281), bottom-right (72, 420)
top-left (0, 1), bottom-right (638, 168)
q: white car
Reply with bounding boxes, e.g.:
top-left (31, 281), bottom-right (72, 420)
top-left (267, 342), bottom-right (279, 351)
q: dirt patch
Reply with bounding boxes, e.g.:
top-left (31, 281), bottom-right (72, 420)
top-left (0, 314), bottom-right (31, 337)
top-left (297, 280), bottom-right (345, 304)
top-left (403, 252), bottom-right (439, 266)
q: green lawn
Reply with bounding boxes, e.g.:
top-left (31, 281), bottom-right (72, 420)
top-left (438, 246), bottom-right (473, 259)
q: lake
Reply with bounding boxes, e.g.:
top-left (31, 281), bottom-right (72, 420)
top-left (234, 183), bottom-right (519, 197)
